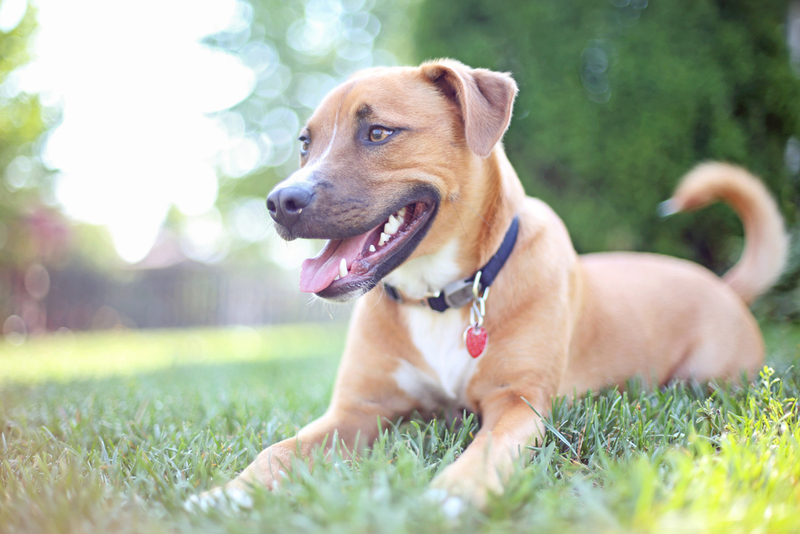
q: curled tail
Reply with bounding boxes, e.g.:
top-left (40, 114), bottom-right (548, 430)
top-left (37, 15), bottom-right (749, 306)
top-left (659, 162), bottom-right (789, 304)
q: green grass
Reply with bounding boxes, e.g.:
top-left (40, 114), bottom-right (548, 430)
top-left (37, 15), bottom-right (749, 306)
top-left (1, 322), bottom-right (799, 533)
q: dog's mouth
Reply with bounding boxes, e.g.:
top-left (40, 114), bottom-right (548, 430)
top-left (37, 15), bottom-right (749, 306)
top-left (299, 200), bottom-right (437, 299)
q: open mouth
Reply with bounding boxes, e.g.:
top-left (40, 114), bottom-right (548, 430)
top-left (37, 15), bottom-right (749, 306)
top-left (299, 200), bottom-right (437, 299)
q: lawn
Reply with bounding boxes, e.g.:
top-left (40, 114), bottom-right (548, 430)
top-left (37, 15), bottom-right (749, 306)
top-left (1, 321), bottom-right (799, 533)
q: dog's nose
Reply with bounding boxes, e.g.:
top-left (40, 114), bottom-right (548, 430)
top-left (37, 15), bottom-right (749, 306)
top-left (266, 185), bottom-right (313, 227)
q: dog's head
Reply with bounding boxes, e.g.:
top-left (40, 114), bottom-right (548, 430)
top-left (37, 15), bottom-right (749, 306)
top-left (266, 59), bottom-right (517, 301)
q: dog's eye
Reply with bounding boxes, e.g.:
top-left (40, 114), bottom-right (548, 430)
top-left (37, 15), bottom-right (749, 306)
top-left (368, 127), bottom-right (393, 143)
top-left (299, 136), bottom-right (310, 155)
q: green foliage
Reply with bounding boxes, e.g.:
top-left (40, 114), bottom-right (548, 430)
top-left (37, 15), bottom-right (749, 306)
top-left (414, 0), bottom-right (800, 272)
top-left (0, 4), bottom-right (43, 166)
top-left (0, 2), bottom-right (56, 271)
top-left (1, 323), bottom-right (800, 532)
top-left (0, 3), bottom-right (47, 213)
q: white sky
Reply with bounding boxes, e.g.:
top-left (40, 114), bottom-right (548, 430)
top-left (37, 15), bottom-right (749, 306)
top-left (13, 0), bottom-right (257, 263)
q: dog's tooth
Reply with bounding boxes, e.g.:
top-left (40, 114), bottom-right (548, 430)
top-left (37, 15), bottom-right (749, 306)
top-left (397, 207), bottom-right (406, 219)
top-left (385, 216), bottom-right (401, 235)
top-left (339, 258), bottom-right (347, 278)
top-left (369, 245), bottom-right (376, 253)
top-left (390, 216), bottom-right (404, 234)
top-left (334, 275), bottom-right (340, 281)
top-left (379, 232), bottom-right (390, 246)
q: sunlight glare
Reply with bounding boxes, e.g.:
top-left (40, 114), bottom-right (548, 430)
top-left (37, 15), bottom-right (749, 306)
top-left (21, 0), bottom-right (256, 263)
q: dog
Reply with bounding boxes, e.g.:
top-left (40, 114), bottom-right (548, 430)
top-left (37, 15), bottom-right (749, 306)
top-left (190, 59), bottom-right (788, 510)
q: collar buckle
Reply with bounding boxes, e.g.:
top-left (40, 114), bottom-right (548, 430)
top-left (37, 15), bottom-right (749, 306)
top-left (441, 277), bottom-right (476, 308)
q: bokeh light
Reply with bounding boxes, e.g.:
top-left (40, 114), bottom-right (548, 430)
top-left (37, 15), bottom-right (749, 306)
top-left (13, 0), bottom-right (412, 266)
top-left (20, 0), bottom-right (256, 263)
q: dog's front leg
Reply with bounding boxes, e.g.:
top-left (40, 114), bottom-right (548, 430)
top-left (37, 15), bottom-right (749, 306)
top-left (187, 407), bottom-right (377, 510)
top-left (187, 403), bottom-right (387, 511)
top-left (230, 404), bottom-right (382, 491)
top-left (430, 393), bottom-right (547, 510)
top-left (189, 309), bottom-right (420, 510)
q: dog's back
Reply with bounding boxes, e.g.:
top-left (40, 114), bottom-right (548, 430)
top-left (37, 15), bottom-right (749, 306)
top-left (563, 163), bottom-right (788, 392)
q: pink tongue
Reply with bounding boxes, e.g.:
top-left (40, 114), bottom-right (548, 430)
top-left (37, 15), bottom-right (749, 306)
top-left (299, 231), bottom-right (373, 293)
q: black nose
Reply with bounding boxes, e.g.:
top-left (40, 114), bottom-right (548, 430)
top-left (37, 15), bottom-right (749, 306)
top-left (266, 185), bottom-right (313, 228)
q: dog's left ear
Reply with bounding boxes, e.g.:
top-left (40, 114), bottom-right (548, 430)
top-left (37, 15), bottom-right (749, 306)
top-left (420, 60), bottom-right (518, 158)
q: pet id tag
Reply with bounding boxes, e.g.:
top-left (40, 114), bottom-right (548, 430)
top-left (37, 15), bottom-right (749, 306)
top-left (465, 325), bottom-right (488, 358)
top-left (463, 273), bottom-right (490, 358)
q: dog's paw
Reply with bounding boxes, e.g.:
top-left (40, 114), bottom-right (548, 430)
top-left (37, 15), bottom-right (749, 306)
top-left (184, 485), bottom-right (253, 513)
top-left (423, 487), bottom-right (467, 519)
top-left (428, 460), bottom-right (501, 511)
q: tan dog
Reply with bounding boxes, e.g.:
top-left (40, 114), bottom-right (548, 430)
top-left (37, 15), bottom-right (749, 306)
top-left (192, 59), bottom-right (789, 510)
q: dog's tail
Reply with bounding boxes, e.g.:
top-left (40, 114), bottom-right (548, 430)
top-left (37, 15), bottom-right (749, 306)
top-left (658, 162), bottom-right (789, 304)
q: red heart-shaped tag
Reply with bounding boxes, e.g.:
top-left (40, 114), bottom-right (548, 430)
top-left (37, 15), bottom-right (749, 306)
top-left (465, 326), bottom-right (488, 358)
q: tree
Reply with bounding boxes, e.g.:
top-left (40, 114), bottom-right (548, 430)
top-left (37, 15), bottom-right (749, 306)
top-left (0, 2), bottom-right (52, 268)
top-left (414, 0), bottom-right (800, 273)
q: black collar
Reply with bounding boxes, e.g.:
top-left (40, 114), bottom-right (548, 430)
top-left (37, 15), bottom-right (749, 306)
top-left (383, 215), bottom-right (520, 312)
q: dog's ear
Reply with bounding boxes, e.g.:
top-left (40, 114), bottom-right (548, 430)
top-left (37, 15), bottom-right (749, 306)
top-left (420, 60), bottom-right (518, 158)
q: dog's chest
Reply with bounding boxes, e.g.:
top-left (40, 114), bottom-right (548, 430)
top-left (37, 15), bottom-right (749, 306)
top-left (387, 239), bottom-right (478, 410)
top-left (395, 307), bottom-right (478, 410)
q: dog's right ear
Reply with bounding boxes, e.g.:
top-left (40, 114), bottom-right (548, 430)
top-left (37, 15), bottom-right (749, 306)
top-left (420, 59), bottom-right (518, 158)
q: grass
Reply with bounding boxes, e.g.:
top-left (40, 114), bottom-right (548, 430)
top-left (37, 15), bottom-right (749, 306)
top-left (1, 321), bottom-right (799, 533)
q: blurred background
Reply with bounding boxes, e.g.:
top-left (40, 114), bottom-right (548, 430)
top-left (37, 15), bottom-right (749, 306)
top-left (1, 0), bottom-right (799, 345)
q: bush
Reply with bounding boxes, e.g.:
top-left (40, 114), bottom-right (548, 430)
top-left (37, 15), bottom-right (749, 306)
top-left (414, 0), bottom-right (800, 272)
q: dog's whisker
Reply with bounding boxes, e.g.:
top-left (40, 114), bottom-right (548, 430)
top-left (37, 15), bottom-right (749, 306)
top-left (453, 194), bottom-right (492, 230)
top-left (450, 198), bottom-right (469, 240)
top-left (367, 284), bottom-right (386, 312)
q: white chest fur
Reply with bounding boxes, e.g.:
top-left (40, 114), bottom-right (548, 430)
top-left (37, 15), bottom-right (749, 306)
top-left (394, 307), bottom-right (478, 410)
top-left (387, 239), bottom-right (479, 410)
